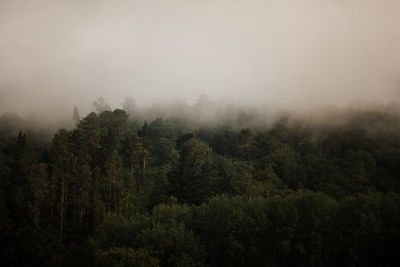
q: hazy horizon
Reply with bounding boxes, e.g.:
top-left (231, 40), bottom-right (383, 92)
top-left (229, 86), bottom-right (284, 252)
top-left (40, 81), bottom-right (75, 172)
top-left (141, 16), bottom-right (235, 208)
top-left (1, 0), bottom-right (400, 120)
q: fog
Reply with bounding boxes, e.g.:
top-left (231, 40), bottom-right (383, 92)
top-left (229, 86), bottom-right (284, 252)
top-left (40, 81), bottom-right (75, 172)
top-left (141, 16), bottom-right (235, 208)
top-left (1, 0), bottom-right (400, 121)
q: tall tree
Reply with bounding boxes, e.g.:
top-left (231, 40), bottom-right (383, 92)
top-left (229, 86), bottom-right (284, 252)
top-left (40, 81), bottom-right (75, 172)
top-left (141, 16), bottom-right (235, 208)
top-left (50, 129), bottom-right (73, 240)
top-left (72, 106), bottom-right (80, 123)
top-left (169, 137), bottom-right (212, 204)
top-left (92, 97), bottom-right (111, 114)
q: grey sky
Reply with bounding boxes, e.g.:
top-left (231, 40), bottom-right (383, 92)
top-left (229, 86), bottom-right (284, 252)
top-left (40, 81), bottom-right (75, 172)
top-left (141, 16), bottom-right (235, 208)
top-left (1, 0), bottom-right (400, 119)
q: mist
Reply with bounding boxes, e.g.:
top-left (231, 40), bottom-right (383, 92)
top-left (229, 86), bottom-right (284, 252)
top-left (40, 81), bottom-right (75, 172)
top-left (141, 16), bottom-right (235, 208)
top-left (1, 0), bottom-right (400, 121)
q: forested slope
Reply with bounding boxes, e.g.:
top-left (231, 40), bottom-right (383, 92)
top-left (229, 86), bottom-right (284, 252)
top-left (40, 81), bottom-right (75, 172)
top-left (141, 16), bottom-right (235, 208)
top-left (1, 108), bottom-right (400, 266)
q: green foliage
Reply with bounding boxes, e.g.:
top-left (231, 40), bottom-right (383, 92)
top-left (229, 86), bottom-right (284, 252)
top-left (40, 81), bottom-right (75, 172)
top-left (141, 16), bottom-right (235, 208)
top-left (2, 107), bottom-right (400, 266)
top-left (169, 137), bottom-right (213, 204)
top-left (139, 222), bottom-right (204, 267)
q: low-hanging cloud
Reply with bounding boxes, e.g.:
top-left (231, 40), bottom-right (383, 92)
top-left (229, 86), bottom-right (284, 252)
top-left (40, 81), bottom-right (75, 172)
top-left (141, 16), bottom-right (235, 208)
top-left (1, 0), bottom-right (400, 120)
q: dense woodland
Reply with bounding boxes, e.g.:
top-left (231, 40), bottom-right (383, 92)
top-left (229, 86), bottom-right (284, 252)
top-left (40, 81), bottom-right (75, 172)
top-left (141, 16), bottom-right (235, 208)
top-left (1, 101), bottom-right (400, 266)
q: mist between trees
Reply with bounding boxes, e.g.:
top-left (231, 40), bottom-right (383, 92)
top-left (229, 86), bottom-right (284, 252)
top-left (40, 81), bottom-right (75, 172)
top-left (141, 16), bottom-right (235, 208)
top-left (1, 97), bottom-right (400, 266)
top-left (3, 95), bottom-right (400, 139)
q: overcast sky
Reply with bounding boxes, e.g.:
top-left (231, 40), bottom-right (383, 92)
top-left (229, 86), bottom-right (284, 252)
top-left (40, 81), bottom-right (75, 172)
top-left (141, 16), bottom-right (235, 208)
top-left (1, 0), bottom-right (400, 119)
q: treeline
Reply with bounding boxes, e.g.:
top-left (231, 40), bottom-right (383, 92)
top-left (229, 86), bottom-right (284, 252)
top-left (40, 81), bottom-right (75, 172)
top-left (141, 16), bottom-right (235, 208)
top-left (1, 107), bottom-right (400, 266)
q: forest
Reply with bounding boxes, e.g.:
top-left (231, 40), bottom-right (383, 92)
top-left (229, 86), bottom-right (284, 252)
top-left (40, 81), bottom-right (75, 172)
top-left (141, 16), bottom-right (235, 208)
top-left (1, 101), bottom-right (400, 267)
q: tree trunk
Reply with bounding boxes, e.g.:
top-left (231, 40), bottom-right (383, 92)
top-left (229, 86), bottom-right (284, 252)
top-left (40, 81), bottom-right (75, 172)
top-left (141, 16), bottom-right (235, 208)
top-left (130, 161), bottom-right (134, 183)
top-left (59, 174), bottom-right (65, 240)
top-left (136, 168), bottom-right (140, 191)
top-left (79, 192), bottom-right (84, 224)
top-left (142, 154), bottom-right (147, 186)
top-left (51, 186), bottom-right (54, 219)
top-left (109, 172), bottom-right (112, 212)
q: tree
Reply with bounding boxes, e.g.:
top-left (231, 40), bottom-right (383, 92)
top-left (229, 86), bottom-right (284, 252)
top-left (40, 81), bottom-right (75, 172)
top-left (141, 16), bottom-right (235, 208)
top-left (124, 132), bottom-right (145, 190)
top-left (104, 149), bottom-right (123, 213)
top-left (122, 96), bottom-right (136, 117)
top-left (72, 106), bottom-right (81, 123)
top-left (92, 97), bottom-right (111, 114)
top-left (169, 137), bottom-right (212, 204)
top-left (139, 121), bottom-right (151, 186)
top-left (51, 129), bottom-right (73, 240)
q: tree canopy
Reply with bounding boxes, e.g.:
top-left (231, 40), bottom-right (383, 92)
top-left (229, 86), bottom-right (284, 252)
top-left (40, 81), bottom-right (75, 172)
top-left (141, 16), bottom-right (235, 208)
top-left (1, 107), bottom-right (400, 266)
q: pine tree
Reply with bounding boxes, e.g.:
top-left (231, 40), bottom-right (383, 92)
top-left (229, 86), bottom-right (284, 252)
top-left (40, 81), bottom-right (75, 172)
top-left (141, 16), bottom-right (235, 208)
top-left (72, 106), bottom-right (81, 123)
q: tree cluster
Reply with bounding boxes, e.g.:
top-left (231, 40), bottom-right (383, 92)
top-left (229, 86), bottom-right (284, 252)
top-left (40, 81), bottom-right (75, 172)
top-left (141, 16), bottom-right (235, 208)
top-left (1, 107), bottom-right (400, 266)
